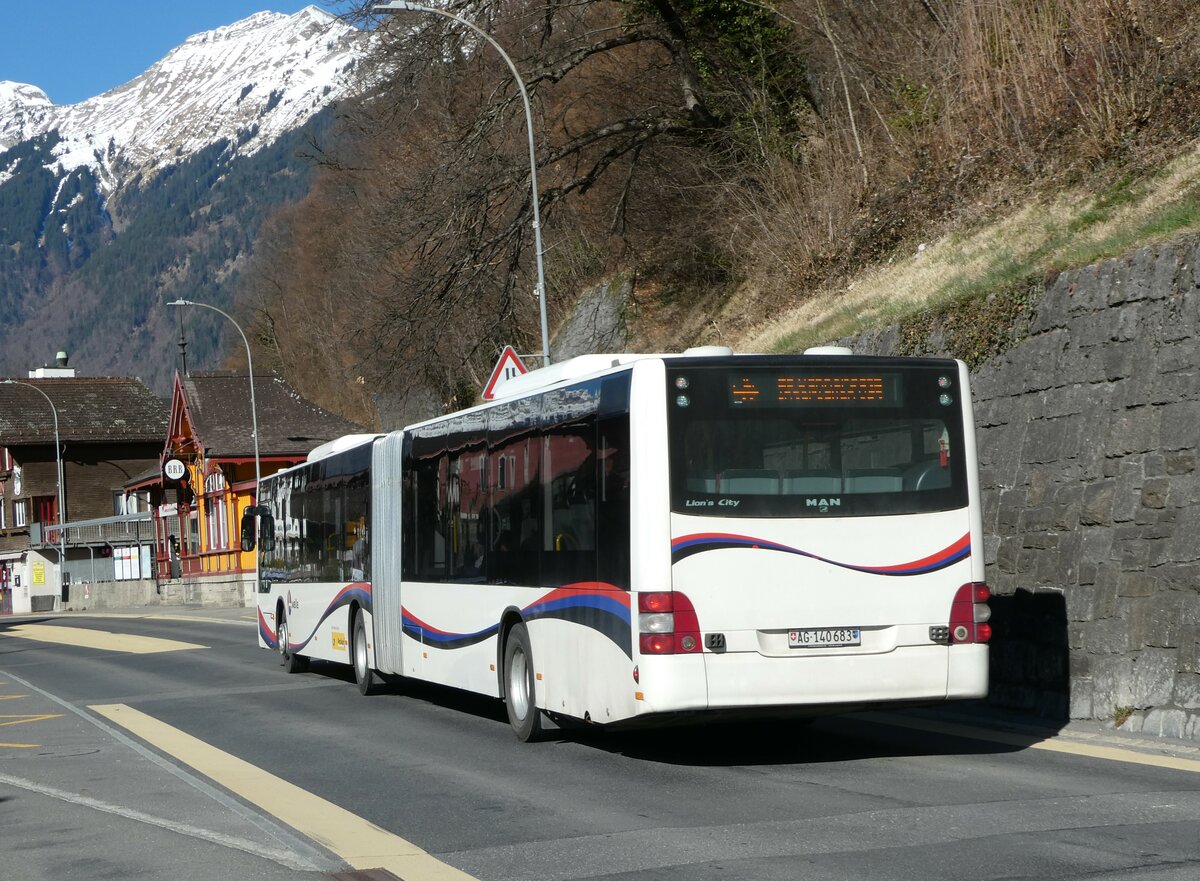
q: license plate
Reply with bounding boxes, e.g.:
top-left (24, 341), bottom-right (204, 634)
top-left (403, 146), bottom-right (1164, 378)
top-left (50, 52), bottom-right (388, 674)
top-left (788, 627), bottom-right (861, 648)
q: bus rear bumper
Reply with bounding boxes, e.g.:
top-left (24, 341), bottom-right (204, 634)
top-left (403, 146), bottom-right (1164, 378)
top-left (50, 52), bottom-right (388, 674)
top-left (636, 644), bottom-right (987, 716)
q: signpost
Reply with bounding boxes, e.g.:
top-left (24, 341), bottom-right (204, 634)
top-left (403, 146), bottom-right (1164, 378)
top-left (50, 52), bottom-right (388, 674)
top-left (482, 346), bottom-right (529, 401)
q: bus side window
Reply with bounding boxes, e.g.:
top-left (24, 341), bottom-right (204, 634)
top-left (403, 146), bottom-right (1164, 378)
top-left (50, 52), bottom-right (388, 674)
top-left (597, 410), bottom-right (630, 591)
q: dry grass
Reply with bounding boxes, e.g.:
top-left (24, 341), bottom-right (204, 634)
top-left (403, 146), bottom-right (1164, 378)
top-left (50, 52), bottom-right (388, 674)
top-left (738, 137), bottom-right (1200, 353)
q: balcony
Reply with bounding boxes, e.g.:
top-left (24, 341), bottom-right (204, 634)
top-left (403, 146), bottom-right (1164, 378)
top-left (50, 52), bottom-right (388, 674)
top-left (30, 512), bottom-right (156, 548)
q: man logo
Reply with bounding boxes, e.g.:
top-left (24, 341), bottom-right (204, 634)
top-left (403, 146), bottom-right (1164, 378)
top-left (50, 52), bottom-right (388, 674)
top-left (806, 497), bottom-right (842, 513)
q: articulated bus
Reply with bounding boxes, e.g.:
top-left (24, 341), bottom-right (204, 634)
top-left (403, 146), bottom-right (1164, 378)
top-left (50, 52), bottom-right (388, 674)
top-left (255, 349), bottom-right (990, 740)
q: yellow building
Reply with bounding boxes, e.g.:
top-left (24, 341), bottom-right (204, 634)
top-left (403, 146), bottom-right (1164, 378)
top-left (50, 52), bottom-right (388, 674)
top-left (151, 371), bottom-right (364, 581)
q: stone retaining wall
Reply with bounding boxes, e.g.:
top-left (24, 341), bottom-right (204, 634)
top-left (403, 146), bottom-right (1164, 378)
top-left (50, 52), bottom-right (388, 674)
top-left (852, 238), bottom-right (1200, 739)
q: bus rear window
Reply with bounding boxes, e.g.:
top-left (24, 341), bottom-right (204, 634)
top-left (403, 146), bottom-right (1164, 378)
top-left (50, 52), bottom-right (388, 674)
top-left (668, 364), bottom-right (968, 517)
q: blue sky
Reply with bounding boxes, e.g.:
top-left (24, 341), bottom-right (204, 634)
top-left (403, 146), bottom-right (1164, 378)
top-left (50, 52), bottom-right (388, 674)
top-left (0, 1), bottom-right (354, 105)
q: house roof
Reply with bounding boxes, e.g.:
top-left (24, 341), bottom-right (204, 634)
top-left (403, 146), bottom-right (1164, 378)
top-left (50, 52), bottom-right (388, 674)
top-left (0, 377), bottom-right (168, 445)
top-left (181, 371), bottom-right (365, 458)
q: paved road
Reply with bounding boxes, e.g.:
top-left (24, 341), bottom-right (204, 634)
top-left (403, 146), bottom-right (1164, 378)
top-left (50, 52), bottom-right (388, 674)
top-left (1, 608), bottom-right (1198, 880)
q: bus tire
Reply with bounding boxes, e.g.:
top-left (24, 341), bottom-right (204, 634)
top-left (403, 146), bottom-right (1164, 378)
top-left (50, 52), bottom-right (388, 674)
top-left (353, 610), bottom-right (380, 696)
top-left (278, 611), bottom-right (308, 674)
top-left (503, 623), bottom-right (543, 742)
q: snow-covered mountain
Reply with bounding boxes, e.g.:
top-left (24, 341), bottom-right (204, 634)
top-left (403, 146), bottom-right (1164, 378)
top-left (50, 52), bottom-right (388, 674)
top-left (0, 6), bottom-right (365, 190)
top-left (0, 6), bottom-right (370, 393)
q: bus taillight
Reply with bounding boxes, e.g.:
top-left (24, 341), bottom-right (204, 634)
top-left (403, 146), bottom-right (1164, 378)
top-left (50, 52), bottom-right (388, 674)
top-left (950, 582), bottom-right (991, 644)
top-left (638, 591), bottom-right (702, 654)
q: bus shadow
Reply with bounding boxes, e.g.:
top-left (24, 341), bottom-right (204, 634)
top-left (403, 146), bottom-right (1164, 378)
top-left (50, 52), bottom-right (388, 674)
top-left (305, 661), bottom-right (512, 725)
top-left (564, 708), bottom-right (1053, 766)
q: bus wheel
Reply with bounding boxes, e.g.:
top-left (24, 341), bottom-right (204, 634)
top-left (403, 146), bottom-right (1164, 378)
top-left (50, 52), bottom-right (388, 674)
top-left (353, 610), bottom-right (379, 696)
top-left (278, 612), bottom-right (308, 674)
top-left (503, 623), bottom-right (543, 742)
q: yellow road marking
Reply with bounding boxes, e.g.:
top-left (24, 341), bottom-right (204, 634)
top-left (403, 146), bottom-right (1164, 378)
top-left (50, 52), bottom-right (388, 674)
top-left (858, 712), bottom-right (1200, 775)
top-left (0, 714), bottom-right (62, 728)
top-left (0, 743), bottom-right (38, 748)
top-left (1, 624), bottom-right (205, 654)
top-left (0, 694), bottom-right (28, 701)
top-left (90, 704), bottom-right (478, 881)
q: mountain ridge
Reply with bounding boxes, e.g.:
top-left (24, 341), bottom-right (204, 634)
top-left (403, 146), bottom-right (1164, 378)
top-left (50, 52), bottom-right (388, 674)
top-left (0, 6), bottom-right (365, 392)
top-left (0, 6), bottom-right (363, 189)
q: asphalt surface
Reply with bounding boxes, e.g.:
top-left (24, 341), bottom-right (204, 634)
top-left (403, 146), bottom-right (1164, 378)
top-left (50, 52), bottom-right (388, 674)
top-left (1, 606), bottom-right (1198, 881)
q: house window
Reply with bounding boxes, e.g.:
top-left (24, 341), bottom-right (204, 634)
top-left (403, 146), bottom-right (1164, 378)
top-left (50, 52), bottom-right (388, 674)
top-left (13, 501), bottom-right (28, 528)
top-left (0, 501), bottom-right (6, 530)
top-left (0, 447), bottom-right (11, 471)
top-left (204, 470), bottom-right (229, 551)
top-left (34, 496), bottom-right (58, 524)
top-left (114, 492), bottom-right (127, 516)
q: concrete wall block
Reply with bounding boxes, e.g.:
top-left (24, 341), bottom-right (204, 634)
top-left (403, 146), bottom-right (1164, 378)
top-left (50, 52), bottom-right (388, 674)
top-left (1137, 480), bottom-right (1166, 513)
top-left (1181, 639), bottom-right (1200, 675)
top-left (1069, 679), bottom-right (1095, 718)
top-left (1146, 593), bottom-right (1186, 649)
top-left (1068, 262), bottom-right (1112, 314)
top-left (1149, 244), bottom-right (1182, 301)
top-left (1010, 330), bottom-right (1068, 392)
top-left (1143, 708), bottom-right (1188, 738)
top-left (979, 421), bottom-right (1026, 473)
top-left (1022, 416), bottom-right (1083, 464)
top-left (1116, 573), bottom-right (1157, 598)
top-left (995, 535), bottom-right (1023, 574)
top-left (1066, 312), bottom-right (1121, 350)
top-left (1020, 506), bottom-right (1060, 534)
top-left (1092, 564), bottom-right (1121, 617)
top-left (1155, 563), bottom-right (1200, 592)
top-left (1109, 248), bottom-right (1154, 305)
top-left (1159, 400), bottom-right (1200, 452)
top-left (1087, 616), bottom-right (1132, 654)
top-left (1112, 531), bottom-right (1150, 570)
top-left (1130, 648), bottom-right (1178, 707)
top-left (1165, 452), bottom-right (1196, 476)
top-left (1114, 302), bottom-right (1152, 343)
top-left (1029, 272), bottom-right (1075, 333)
top-left (1080, 481), bottom-right (1116, 525)
top-left (1188, 713), bottom-right (1200, 739)
top-left (1091, 655), bottom-right (1135, 713)
top-left (1175, 673), bottom-right (1200, 709)
top-left (1167, 506), bottom-right (1200, 563)
top-left (983, 532), bottom-right (1000, 566)
top-left (1106, 407), bottom-right (1161, 457)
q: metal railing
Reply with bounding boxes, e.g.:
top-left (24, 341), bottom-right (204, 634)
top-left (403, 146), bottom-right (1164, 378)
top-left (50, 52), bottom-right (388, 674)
top-left (31, 511), bottom-right (156, 548)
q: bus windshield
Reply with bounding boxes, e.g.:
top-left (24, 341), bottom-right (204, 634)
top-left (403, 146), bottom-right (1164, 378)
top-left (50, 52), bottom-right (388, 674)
top-left (667, 362), bottom-right (968, 517)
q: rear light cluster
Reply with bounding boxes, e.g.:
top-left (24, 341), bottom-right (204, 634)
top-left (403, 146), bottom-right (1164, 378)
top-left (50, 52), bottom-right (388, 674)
top-left (638, 591), bottom-right (702, 654)
top-left (949, 582), bottom-right (992, 644)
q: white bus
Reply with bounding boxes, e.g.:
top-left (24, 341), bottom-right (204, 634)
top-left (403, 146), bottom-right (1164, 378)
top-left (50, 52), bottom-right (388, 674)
top-left (255, 349), bottom-right (990, 740)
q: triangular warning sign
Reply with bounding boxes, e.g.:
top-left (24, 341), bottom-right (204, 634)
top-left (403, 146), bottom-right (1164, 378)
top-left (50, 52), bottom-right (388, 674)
top-left (482, 345), bottom-right (529, 400)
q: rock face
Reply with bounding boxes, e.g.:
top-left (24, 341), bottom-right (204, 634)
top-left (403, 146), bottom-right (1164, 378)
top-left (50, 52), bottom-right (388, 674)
top-left (853, 238), bottom-right (1200, 740)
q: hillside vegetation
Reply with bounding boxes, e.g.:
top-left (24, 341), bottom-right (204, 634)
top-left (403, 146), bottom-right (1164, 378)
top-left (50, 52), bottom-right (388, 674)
top-left (242, 0), bottom-right (1200, 422)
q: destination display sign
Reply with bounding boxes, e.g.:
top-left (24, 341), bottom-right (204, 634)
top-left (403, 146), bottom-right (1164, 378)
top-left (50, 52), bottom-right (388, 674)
top-left (728, 372), bottom-right (902, 407)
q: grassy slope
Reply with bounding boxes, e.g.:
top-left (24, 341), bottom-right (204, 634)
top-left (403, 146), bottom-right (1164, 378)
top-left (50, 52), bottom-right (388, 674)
top-left (734, 138), bottom-right (1200, 356)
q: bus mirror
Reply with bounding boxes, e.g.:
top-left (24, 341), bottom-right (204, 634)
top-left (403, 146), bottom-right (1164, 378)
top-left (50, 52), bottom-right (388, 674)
top-left (259, 509), bottom-right (275, 553)
top-left (240, 508), bottom-right (257, 552)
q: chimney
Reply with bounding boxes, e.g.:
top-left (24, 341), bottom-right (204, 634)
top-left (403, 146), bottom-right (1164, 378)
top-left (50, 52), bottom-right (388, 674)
top-left (29, 350), bottom-right (77, 379)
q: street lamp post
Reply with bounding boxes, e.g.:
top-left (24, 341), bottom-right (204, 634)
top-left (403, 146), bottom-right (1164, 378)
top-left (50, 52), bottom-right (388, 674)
top-left (2, 379), bottom-right (66, 589)
top-left (372, 1), bottom-right (552, 366)
top-left (167, 300), bottom-right (262, 527)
